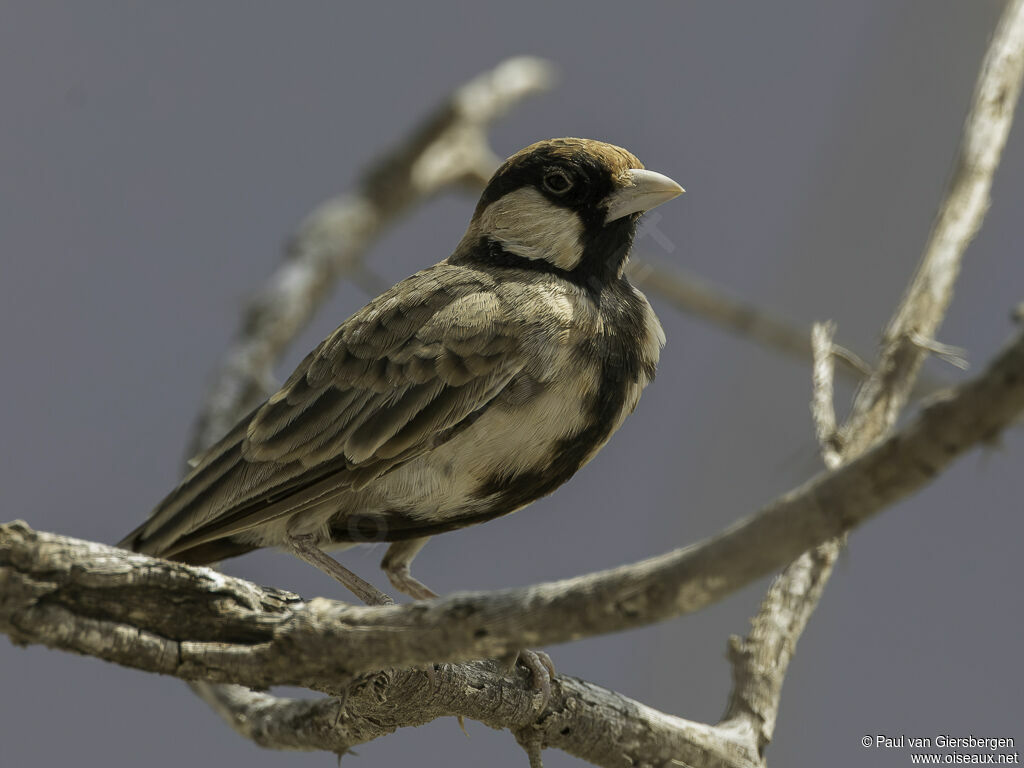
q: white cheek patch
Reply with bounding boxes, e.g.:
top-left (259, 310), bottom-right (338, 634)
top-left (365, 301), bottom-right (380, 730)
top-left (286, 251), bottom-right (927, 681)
top-left (477, 187), bottom-right (586, 271)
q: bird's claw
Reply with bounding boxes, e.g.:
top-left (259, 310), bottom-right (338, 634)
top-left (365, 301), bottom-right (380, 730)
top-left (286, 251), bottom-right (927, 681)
top-left (505, 649), bottom-right (555, 712)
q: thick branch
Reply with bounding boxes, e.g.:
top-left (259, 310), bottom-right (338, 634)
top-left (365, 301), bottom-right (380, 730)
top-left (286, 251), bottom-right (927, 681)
top-left (192, 669), bottom-right (756, 768)
top-left (4, 323), bottom-right (1022, 689)
top-left (2, 524), bottom-right (743, 767)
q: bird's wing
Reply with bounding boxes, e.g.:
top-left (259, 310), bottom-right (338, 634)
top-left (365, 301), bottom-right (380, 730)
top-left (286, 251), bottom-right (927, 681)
top-left (121, 265), bottom-right (523, 557)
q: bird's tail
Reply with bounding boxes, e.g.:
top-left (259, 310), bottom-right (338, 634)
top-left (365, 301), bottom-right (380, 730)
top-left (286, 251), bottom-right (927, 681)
top-left (116, 412), bottom-right (259, 565)
top-left (118, 519), bottom-right (258, 566)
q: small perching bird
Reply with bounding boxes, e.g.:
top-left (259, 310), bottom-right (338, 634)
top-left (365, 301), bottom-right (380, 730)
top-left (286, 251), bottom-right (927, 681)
top-left (120, 138), bottom-right (684, 604)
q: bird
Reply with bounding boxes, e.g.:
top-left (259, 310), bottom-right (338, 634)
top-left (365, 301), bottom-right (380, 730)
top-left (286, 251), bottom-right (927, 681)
top-left (119, 137), bottom-right (684, 606)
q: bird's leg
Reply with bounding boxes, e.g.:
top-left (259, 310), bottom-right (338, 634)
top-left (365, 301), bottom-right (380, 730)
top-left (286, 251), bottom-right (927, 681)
top-left (287, 534), bottom-right (394, 606)
top-left (380, 537), bottom-right (438, 600)
top-left (380, 537), bottom-right (441, 687)
top-left (380, 538), bottom-right (553, 704)
top-left (381, 537), bottom-right (554, 704)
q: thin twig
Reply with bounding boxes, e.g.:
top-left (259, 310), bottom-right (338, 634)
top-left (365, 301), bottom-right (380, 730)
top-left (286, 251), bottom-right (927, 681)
top-left (810, 321), bottom-right (843, 468)
top-left (841, 0), bottom-right (1024, 454)
top-left (629, 261), bottom-right (872, 384)
top-left (628, 260), bottom-right (958, 399)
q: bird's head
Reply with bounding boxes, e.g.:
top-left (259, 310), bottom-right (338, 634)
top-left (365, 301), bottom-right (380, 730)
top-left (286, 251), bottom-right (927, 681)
top-left (457, 138), bottom-right (684, 288)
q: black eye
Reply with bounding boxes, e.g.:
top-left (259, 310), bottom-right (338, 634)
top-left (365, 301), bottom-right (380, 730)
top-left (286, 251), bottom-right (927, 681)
top-left (542, 170), bottom-right (573, 195)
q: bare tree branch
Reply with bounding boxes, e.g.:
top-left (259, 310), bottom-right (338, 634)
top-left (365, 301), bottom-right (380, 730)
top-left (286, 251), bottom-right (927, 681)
top-left (2, 314), bottom-right (1023, 764)
top-left (721, 539), bottom-right (841, 753)
top-left (4, 318), bottom-right (1023, 683)
top-left (721, 318), bottom-right (845, 755)
top-left (841, 0), bottom-right (1024, 454)
top-left (192, 665), bottom-right (757, 768)
top-left (719, 317), bottom-right (847, 754)
top-left (722, 0), bottom-right (1024, 754)
top-left (627, 261), bottom-right (960, 399)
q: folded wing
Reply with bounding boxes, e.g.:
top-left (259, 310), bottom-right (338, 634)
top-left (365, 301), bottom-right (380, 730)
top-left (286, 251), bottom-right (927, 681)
top-left (119, 266), bottom-right (521, 559)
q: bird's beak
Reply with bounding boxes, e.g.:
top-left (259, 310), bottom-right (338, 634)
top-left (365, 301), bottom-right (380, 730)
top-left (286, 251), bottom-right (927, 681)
top-left (604, 169), bottom-right (685, 224)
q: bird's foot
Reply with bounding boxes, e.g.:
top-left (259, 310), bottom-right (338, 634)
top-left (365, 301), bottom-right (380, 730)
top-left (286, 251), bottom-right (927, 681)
top-left (384, 565), bottom-right (439, 601)
top-left (381, 538), bottom-right (438, 600)
top-left (502, 648), bottom-right (555, 712)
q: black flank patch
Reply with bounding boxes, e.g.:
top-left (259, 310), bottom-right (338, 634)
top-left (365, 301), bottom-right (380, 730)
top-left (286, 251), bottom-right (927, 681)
top-left (469, 278), bottom-right (651, 517)
top-left (459, 231), bottom-right (636, 296)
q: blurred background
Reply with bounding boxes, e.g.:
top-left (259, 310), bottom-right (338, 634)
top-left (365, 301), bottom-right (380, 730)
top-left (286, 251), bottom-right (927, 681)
top-left (1, 2), bottom-right (1022, 767)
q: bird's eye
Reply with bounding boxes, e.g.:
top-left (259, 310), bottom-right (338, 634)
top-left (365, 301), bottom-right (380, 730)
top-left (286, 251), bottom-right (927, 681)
top-left (542, 170), bottom-right (573, 195)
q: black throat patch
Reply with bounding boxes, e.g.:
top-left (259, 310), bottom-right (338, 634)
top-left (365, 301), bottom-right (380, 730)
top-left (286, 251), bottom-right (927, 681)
top-left (458, 212), bottom-right (638, 294)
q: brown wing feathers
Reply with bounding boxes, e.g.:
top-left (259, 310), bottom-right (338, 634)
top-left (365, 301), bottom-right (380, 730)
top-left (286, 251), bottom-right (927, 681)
top-left (119, 266), bottom-right (521, 561)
